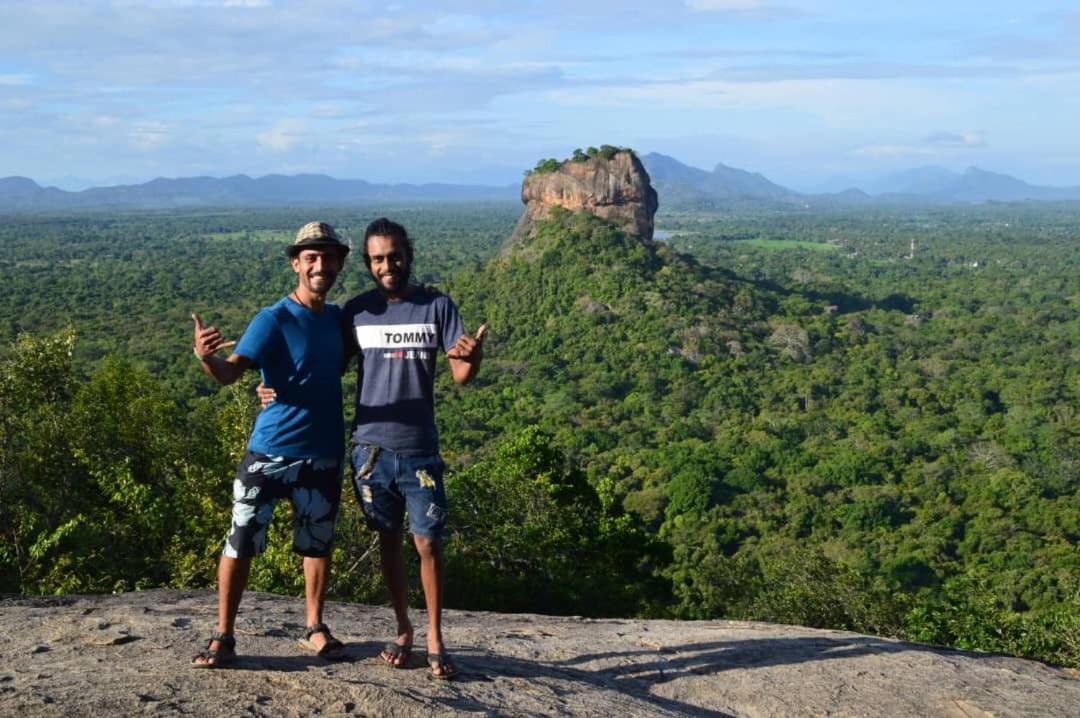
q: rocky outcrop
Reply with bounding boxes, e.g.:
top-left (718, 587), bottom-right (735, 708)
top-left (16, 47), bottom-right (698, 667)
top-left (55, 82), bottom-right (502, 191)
top-left (2, 589), bottom-right (1077, 717)
top-left (504, 150), bottom-right (659, 254)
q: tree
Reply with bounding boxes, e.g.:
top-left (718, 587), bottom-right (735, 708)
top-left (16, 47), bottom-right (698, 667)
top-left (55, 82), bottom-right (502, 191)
top-left (444, 427), bottom-right (668, 616)
top-left (767, 323), bottom-right (811, 362)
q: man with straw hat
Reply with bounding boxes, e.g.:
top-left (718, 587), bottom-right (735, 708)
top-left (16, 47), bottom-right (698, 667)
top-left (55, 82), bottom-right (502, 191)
top-left (189, 220), bottom-right (351, 667)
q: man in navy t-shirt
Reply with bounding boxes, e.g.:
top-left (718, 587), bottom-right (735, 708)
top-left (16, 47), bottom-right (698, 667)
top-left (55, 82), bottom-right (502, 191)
top-left (189, 221), bottom-right (350, 667)
top-left (344, 217), bottom-right (485, 679)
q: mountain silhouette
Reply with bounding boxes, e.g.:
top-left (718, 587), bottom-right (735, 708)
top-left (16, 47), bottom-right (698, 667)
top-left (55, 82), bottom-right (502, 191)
top-left (0, 174), bottom-right (517, 210)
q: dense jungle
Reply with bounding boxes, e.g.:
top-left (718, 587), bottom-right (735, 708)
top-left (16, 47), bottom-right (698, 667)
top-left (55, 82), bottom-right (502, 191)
top-left (0, 201), bottom-right (1076, 668)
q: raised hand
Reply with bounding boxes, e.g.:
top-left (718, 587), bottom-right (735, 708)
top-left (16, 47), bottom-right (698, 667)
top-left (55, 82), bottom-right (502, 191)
top-left (192, 313), bottom-right (237, 360)
top-left (447, 323), bottom-right (487, 363)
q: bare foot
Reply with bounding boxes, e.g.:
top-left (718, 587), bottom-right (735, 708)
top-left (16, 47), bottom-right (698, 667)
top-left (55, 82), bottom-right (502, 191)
top-left (306, 629), bottom-right (330, 652)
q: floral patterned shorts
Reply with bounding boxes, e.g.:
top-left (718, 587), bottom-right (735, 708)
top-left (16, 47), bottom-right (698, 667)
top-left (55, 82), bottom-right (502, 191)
top-left (223, 451), bottom-right (343, 559)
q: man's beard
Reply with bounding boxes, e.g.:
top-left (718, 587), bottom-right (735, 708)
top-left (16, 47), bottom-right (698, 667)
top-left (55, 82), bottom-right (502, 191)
top-left (308, 272), bottom-right (336, 294)
top-left (373, 264), bottom-right (409, 292)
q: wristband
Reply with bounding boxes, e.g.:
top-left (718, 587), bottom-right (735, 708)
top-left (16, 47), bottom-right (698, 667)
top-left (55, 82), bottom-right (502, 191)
top-left (193, 346), bottom-right (208, 360)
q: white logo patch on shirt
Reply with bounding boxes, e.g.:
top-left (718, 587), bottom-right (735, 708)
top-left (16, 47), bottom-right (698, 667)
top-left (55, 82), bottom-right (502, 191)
top-left (355, 323), bottom-right (438, 349)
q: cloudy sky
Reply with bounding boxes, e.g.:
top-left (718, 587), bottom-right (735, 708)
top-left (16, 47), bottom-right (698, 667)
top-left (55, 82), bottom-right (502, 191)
top-left (2, 0), bottom-right (1078, 191)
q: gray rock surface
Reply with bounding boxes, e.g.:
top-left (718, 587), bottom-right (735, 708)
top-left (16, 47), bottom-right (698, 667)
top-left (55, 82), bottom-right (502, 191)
top-left (1, 589), bottom-right (1075, 717)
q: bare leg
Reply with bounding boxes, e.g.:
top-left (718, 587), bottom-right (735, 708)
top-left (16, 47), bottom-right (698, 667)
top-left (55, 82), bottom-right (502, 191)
top-left (193, 554), bottom-right (250, 666)
top-left (413, 534), bottom-right (446, 668)
top-left (379, 527), bottom-right (413, 665)
top-left (303, 555), bottom-right (331, 650)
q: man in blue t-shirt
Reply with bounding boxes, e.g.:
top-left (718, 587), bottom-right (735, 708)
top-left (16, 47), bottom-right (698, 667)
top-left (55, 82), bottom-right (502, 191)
top-left (189, 221), bottom-right (350, 668)
top-left (344, 217), bottom-right (485, 680)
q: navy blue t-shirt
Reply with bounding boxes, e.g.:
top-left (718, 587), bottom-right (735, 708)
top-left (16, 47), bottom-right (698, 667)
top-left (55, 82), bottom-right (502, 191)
top-left (342, 288), bottom-right (464, 454)
top-left (235, 297), bottom-right (344, 459)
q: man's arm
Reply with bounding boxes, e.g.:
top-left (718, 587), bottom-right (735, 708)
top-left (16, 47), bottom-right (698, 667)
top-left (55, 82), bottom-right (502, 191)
top-left (340, 303), bottom-right (357, 376)
top-left (446, 324), bottom-right (487, 385)
top-left (192, 313), bottom-right (253, 385)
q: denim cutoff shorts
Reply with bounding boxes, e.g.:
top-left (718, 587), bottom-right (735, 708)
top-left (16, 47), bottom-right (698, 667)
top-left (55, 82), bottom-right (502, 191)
top-left (351, 443), bottom-right (447, 539)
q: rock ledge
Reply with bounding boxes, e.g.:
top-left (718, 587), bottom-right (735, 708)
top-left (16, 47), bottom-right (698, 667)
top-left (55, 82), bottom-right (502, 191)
top-left (2, 589), bottom-right (1076, 717)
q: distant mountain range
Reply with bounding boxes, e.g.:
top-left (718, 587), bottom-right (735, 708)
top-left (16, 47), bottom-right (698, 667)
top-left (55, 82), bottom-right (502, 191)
top-left (864, 165), bottom-right (1080, 203)
top-left (0, 174), bottom-right (518, 211)
top-left (638, 153), bottom-right (800, 206)
top-left (637, 154), bottom-right (1080, 208)
top-left (2, 157), bottom-right (1079, 211)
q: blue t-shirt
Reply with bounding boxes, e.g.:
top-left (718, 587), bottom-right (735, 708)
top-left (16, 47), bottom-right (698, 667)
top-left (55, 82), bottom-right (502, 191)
top-left (342, 288), bottom-right (465, 454)
top-left (235, 297), bottom-right (344, 459)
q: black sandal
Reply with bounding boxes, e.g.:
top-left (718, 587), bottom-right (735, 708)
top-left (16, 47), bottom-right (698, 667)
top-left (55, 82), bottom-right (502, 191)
top-left (428, 651), bottom-right (458, 680)
top-left (191, 631), bottom-right (236, 669)
top-left (298, 622), bottom-right (347, 660)
top-left (381, 641), bottom-right (413, 668)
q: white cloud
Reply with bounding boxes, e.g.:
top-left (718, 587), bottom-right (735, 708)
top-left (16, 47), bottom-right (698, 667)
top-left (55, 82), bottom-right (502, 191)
top-left (312, 104), bottom-right (345, 118)
top-left (686, 0), bottom-right (765, 10)
top-left (130, 121), bottom-right (169, 150)
top-left (854, 130), bottom-right (990, 159)
top-left (923, 130), bottom-right (986, 148)
top-left (421, 133), bottom-right (452, 156)
top-left (854, 144), bottom-right (933, 159)
top-left (93, 115), bottom-right (122, 128)
top-left (257, 119), bottom-right (306, 151)
top-left (1, 1), bottom-right (1077, 186)
top-left (112, 0), bottom-right (271, 7)
top-left (545, 76), bottom-right (946, 129)
top-left (0, 98), bottom-right (32, 111)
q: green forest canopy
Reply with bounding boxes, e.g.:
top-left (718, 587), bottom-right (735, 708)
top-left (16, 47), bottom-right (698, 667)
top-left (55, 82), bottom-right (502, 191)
top-left (527, 145), bottom-right (634, 175)
top-left (0, 201), bottom-right (1076, 667)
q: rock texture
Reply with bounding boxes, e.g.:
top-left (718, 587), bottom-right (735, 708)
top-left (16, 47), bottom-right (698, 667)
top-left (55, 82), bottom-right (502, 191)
top-left (505, 151), bottom-right (659, 253)
top-left (2, 589), bottom-right (1076, 717)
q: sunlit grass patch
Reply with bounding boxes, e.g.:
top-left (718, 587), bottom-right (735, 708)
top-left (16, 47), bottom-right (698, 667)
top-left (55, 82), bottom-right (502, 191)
top-left (736, 238), bottom-right (840, 252)
top-left (202, 229), bottom-right (289, 243)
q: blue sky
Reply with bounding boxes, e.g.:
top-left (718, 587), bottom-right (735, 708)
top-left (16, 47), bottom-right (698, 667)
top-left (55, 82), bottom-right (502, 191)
top-left (1, 0), bottom-right (1078, 191)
